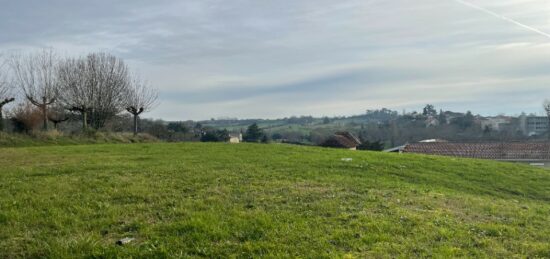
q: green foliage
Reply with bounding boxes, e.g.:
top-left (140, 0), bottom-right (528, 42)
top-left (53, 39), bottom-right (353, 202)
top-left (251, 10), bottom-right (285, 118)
top-left (200, 129), bottom-right (229, 142)
top-left (0, 143), bottom-right (549, 257)
top-left (271, 133), bottom-right (283, 140)
top-left (166, 122), bottom-right (189, 133)
top-left (422, 104), bottom-right (437, 116)
top-left (365, 108), bottom-right (399, 121)
top-left (261, 135), bottom-right (270, 143)
top-left (357, 139), bottom-right (385, 151)
top-left (438, 109), bottom-right (446, 124)
top-left (244, 123), bottom-right (264, 142)
top-left (451, 111), bottom-right (475, 129)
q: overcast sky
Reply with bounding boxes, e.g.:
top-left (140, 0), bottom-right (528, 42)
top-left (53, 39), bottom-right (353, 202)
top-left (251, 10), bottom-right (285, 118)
top-left (1, 0), bottom-right (550, 120)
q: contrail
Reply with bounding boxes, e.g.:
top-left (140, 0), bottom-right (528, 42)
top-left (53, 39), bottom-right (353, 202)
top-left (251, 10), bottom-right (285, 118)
top-left (454, 0), bottom-right (550, 39)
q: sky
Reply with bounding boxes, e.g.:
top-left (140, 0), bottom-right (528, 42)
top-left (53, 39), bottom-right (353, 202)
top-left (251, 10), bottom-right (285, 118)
top-left (1, 0), bottom-right (550, 120)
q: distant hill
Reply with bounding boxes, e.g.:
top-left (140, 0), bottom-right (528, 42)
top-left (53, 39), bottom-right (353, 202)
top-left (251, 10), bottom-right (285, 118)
top-left (196, 108), bottom-right (537, 147)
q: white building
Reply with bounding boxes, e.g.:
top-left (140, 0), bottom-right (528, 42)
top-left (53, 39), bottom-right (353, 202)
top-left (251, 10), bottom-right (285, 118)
top-left (519, 115), bottom-right (548, 136)
top-left (480, 116), bottom-right (512, 132)
top-left (229, 133), bottom-right (242, 143)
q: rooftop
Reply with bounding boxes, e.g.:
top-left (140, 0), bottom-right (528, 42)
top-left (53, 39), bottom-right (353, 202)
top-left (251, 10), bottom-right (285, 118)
top-left (322, 132), bottom-right (361, 149)
top-left (403, 142), bottom-right (550, 161)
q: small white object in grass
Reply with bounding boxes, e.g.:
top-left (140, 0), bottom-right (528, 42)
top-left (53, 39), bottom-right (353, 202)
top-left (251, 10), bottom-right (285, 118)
top-left (341, 158), bottom-right (353, 162)
top-left (116, 237), bottom-right (135, 245)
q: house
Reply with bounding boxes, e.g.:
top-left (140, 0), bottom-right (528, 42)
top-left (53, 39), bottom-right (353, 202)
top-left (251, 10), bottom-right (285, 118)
top-left (480, 116), bottom-right (513, 132)
top-left (442, 111), bottom-right (464, 124)
top-left (229, 133), bottom-right (242, 143)
top-left (424, 116), bottom-right (439, 127)
top-left (322, 132), bottom-right (361, 150)
top-left (386, 141), bottom-right (550, 167)
top-left (519, 115), bottom-right (548, 136)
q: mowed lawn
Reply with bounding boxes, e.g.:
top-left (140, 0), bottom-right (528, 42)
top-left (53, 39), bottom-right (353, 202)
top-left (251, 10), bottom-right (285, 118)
top-left (0, 143), bottom-right (549, 258)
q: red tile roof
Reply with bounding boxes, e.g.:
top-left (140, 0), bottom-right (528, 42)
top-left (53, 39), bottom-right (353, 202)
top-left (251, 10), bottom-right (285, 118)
top-left (322, 132), bottom-right (361, 149)
top-left (403, 142), bottom-right (550, 160)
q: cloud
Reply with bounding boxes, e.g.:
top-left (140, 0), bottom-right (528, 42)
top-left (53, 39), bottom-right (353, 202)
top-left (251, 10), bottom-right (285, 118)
top-left (1, 0), bottom-right (550, 120)
top-left (454, 0), bottom-right (550, 39)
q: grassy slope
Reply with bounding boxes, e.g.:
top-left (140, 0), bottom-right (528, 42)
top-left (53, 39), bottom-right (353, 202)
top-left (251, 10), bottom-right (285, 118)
top-left (0, 132), bottom-right (157, 148)
top-left (0, 143), bottom-right (549, 258)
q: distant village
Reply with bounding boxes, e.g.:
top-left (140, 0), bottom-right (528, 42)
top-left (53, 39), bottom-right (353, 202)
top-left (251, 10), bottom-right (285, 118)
top-left (194, 105), bottom-right (550, 145)
top-left (428, 112), bottom-right (548, 137)
top-left (81, 105), bottom-right (547, 148)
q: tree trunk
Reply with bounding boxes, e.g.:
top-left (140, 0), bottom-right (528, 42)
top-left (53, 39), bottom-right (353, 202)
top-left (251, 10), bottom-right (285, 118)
top-left (42, 97), bottom-right (48, 131)
top-left (133, 114), bottom-right (138, 136)
top-left (82, 111), bottom-right (88, 131)
top-left (0, 105), bottom-right (4, 132)
top-left (0, 99), bottom-right (15, 132)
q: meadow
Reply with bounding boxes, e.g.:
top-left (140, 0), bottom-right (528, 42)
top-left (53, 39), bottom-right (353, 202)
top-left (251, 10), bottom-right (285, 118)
top-left (0, 142), bottom-right (549, 258)
top-left (0, 132), bottom-right (157, 148)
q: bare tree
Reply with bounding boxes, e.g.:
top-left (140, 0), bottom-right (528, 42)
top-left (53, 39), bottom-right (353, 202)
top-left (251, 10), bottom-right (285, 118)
top-left (0, 54), bottom-right (15, 131)
top-left (10, 49), bottom-right (59, 131)
top-left (86, 53), bottom-right (130, 129)
top-left (47, 104), bottom-right (69, 130)
top-left (544, 100), bottom-right (550, 140)
top-left (58, 53), bottom-right (130, 130)
top-left (58, 57), bottom-right (91, 130)
top-left (125, 77), bottom-right (158, 135)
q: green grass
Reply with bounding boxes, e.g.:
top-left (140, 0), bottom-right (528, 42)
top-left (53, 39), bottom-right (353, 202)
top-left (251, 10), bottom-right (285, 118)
top-left (0, 131), bottom-right (158, 147)
top-left (0, 143), bottom-right (549, 258)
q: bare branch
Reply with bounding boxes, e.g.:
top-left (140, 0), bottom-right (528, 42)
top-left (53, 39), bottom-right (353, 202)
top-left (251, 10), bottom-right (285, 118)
top-left (10, 49), bottom-right (59, 104)
top-left (543, 100), bottom-right (550, 140)
top-left (58, 52), bottom-right (131, 129)
top-left (47, 103), bottom-right (70, 128)
top-left (125, 76), bottom-right (158, 115)
top-left (124, 75), bottom-right (159, 135)
top-left (0, 53), bottom-right (15, 106)
top-left (9, 49), bottom-right (60, 130)
top-left (27, 95), bottom-right (41, 107)
top-left (0, 98), bottom-right (15, 107)
top-left (544, 100), bottom-right (550, 115)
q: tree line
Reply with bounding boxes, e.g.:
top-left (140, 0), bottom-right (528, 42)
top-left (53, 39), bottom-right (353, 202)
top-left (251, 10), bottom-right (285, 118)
top-left (0, 49), bottom-right (158, 135)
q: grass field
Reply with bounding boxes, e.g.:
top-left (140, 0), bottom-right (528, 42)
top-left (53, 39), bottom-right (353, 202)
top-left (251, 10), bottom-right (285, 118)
top-left (0, 143), bottom-right (549, 258)
top-left (0, 131), bottom-right (157, 148)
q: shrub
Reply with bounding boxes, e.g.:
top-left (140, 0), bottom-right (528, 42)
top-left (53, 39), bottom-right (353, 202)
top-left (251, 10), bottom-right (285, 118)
top-left (10, 103), bottom-right (43, 133)
top-left (201, 129), bottom-right (229, 142)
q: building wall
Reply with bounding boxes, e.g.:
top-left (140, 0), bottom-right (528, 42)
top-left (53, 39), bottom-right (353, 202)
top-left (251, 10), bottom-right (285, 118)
top-left (520, 116), bottom-right (548, 136)
top-left (480, 117), bottom-right (510, 131)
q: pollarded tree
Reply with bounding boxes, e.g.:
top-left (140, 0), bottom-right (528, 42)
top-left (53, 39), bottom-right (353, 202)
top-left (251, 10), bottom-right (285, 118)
top-left (47, 104), bottom-right (69, 130)
top-left (0, 54), bottom-right (15, 131)
top-left (10, 49), bottom-right (59, 131)
top-left (58, 53), bottom-right (131, 130)
top-left (86, 53), bottom-right (130, 129)
top-left (57, 56), bottom-right (92, 130)
top-left (124, 77), bottom-right (158, 136)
